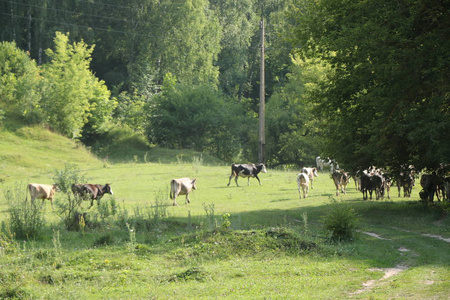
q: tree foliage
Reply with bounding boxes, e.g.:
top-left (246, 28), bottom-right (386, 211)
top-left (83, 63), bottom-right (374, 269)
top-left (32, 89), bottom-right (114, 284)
top-left (41, 32), bottom-right (115, 138)
top-left (148, 80), bottom-right (255, 162)
top-left (289, 0), bottom-right (450, 171)
top-left (0, 41), bottom-right (42, 122)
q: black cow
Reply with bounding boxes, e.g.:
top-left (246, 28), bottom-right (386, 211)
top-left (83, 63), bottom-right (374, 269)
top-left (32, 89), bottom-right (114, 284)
top-left (371, 173), bottom-right (385, 200)
top-left (71, 183), bottom-right (114, 208)
top-left (360, 172), bottom-right (375, 200)
top-left (227, 163), bottom-right (267, 187)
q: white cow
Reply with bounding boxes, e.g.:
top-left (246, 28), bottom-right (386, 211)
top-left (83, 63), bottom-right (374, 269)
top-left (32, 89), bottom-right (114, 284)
top-left (297, 173), bottom-right (310, 199)
top-left (170, 178), bottom-right (197, 206)
top-left (27, 183), bottom-right (59, 208)
top-left (301, 167), bottom-right (318, 189)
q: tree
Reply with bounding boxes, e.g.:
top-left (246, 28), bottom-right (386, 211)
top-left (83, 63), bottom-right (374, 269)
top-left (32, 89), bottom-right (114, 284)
top-left (41, 32), bottom-right (115, 138)
top-left (0, 41), bottom-right (42, 123)
top-left (147, 78), bottom-right (255, 162)
top-left (289, 0), bottom-right (450, 171)
top-left (266, 54), bottom-right (330, 166)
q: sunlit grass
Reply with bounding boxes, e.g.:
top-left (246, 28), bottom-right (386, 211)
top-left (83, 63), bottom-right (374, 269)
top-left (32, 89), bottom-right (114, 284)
top-left (0, 125), bottom-right (448, 299)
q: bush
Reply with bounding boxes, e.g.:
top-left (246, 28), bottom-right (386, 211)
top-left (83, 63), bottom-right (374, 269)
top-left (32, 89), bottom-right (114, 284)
top-left (322, 201), bottom-right (359, 242)
top-left (52, 164), bottom-right (88, 230)
top-left (3, 183), bottom-right (46, 240)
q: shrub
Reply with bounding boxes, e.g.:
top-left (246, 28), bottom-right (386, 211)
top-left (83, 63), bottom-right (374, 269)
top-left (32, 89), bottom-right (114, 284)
top-left (3, 183), bottom-right (46, 239)
top-left (52, 164), bottom-right (88, 231)
top-left (322, 201), bottom-right (359, 242)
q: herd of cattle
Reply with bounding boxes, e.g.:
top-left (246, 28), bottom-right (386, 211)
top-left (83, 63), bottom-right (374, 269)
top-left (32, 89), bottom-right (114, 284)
top-left (25, 159), bottom-right (449, 208)
top-left (299, 157), bottom-right (450, 203)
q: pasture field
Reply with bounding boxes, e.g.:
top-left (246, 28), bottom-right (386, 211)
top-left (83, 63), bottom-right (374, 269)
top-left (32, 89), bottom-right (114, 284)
top-left (0, 161), bottom-right (449, 299)
top-left (0, 126), bottom-right (449, 299)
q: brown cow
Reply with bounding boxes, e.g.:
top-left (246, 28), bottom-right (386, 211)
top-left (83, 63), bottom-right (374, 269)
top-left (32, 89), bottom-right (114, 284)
top-left (331, 170), bottom-right (350, 196)
top-left (170, 178), bottom-right (197, 206)
top-left (71, 183), bottom-right (113, 208)
top-left (27, 183), bottom-right (59, 208)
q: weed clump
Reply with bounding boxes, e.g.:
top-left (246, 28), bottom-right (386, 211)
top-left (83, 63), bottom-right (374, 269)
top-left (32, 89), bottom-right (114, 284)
top-left (168, 267), bottom-right (210, 282)
top-left (322, 201), bottom-right (359, 242)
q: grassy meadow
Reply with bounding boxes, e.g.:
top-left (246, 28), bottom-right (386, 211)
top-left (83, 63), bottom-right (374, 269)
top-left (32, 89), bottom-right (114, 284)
top-left (0, 125), bottom-right (449, 299)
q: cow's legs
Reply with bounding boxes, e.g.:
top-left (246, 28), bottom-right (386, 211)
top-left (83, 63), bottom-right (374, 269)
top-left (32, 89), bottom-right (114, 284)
top-left (185, 194), bottom-right (190, 204)
top-left (234, 176), bottom-right (240, 187)
top-left (255, 175), bottom-right (262, 185)
top-left (227, 173), bottom-right (235, 186)
top-left (173, 195), bottom-right (178, 206)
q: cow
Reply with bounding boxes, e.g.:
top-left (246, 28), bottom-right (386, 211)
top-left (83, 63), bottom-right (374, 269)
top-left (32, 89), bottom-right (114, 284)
top-left (371, 172), bottom-right (385, 200)
top-left (360, 171), bottom-right (375, 200)
top-left (396, 165), bottom-right (416, 198)
top-left (227, 163), bottom-right (267, 187)
top-left (27, 183), bottom-right (59, 208)
top-left (443, 177), bottom-right (450, 201)
top-left (297, 173), bottom-right (310, 199)
top-left (331, 170), bottom-right (349, 196)
top-left (71, 183), bottom-right (113, 208)
top-left (316, 157), bottom-right (334, 172)
top-left (301, 167), bottom-right (318, 189)
top-left (382, 174), bottom-right (392, 199)
top-left (170, 178), bottom-right (197, 206)
top-left (420, 173), bottom-right (443, 202)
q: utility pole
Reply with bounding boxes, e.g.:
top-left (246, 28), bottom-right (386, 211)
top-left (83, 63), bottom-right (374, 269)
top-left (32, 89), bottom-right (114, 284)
top-left (258, 12), bottom-right (266, 164)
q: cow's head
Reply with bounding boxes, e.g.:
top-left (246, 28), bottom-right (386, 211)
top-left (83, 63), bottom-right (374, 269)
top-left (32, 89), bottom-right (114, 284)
top-left (103, 183), bottom-right (114, 195)
top-left (191, 179), bottom-right (197, 190)
top-left (259, 164), bottom-right (267, 173)
top-left (52, 184), bottom-right (61, 192)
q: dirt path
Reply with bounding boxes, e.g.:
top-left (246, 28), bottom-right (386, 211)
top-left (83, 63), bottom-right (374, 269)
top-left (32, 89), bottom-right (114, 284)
top-left (352, 228), bottom-right (448, 296)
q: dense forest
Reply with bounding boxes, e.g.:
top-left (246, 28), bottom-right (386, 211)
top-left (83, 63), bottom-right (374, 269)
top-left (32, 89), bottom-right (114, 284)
top-left (0, 0), bottom-right (448, 172)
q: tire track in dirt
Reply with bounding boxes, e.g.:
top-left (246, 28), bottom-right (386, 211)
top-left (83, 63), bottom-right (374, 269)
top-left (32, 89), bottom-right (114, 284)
top-left (351, 231), bottom-right (412, 296)
top-left (352, 228), bottom-right (448, 296)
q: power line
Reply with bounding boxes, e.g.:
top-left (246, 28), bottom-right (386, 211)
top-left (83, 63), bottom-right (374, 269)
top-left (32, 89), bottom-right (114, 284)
top-left (1, 0), bottom-right (137, 25)
top-left (0, 12), bottom-right (158, 38)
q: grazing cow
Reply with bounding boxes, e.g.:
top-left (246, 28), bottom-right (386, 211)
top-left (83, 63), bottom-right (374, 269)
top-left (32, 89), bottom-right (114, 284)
top-left (297, 173), bottom-right (310, 199)
top-left (71, 183), bottom-right (113, 208)
top-left (331, 170), bottom-right (349, 196)
top-left (27, 183), bottom-right (59, 208)
top-left (227, 163), bottom-right (267, 187)
top-left (301, 167), bottom-right (318, 189)
top-left (170, 178), bottom-right (197, 206)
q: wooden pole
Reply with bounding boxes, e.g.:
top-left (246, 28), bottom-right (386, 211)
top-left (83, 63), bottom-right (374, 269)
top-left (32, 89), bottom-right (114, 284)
top-left (258, 13), bottom-right (266, 164)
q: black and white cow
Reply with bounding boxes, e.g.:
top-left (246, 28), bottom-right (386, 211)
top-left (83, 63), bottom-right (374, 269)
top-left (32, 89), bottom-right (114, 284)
top-left (301, 167), bottom-right (318, 189)
top-left (227, 163), bottom-right (267, 187)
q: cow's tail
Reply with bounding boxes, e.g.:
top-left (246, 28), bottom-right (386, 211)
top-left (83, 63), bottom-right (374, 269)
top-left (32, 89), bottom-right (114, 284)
top-left (169, 180), bottom-right (175, 200)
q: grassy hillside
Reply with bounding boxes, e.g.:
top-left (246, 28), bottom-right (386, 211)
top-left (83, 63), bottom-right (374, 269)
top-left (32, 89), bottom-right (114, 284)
top-left (0, 124), bottom-right (102, 183)
top-left (0, 123), bottom-right (223, 183)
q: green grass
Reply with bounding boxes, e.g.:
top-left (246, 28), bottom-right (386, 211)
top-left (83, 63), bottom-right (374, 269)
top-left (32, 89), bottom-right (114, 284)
top-left (0, 125), bottom-right (449, 299)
